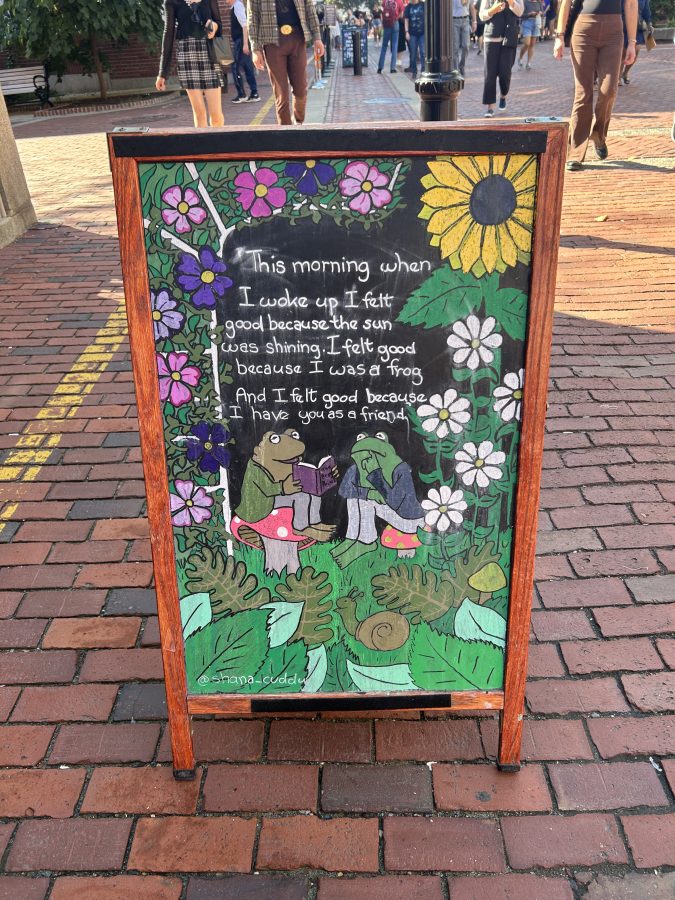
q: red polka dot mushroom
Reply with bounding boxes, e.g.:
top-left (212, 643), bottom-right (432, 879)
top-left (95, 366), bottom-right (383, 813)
top-left (380, 525), bottom-right (422, 559)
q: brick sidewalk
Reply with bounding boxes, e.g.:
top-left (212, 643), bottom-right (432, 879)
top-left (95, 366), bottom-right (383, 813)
top-left (0, 42), bottom-right (674, 899)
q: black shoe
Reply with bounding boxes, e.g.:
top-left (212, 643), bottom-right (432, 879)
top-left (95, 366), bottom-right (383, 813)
top-left (498, 96), bottom-right (507, 111)
top-left (404, 66), bottom-right (412, 72)
top-left (594, 143), bottom-right (608, 160)
top-left (231, 95), bottom-right (245, 103)
top-left (246, 93), bottom-right (260, 102)
top-left (377, 68), bottom-right (383, 73)
top-left (566, 160), bottom-right (583, 171)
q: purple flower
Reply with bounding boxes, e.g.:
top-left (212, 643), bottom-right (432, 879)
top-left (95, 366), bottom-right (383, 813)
top-left (161, 186), bottom-right (207, 234)
top-left (234, 168), bottom-right (287, 217)
top-left (151, 289), bottom-right (185, 341)
top-left (170, 479), bottom-right (213, 527)
top-left (284, 160), bottom-right (336, 196)
top-left (339, 161), bottom-right (392, 215)
top-left (186, 422), bottom-right (231, 473)
top-left (175, 247), bottom-right (233, 309)
top-left (157, 351), bottom-right (202, 407)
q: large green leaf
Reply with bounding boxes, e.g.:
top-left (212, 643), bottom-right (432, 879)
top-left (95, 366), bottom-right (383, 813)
top-left (185, 549), bottom-right (271, 618)
top-left (275, 567), bottom-right (334, 645)
top-left (371, 564), bottom-right (462, 624)
top-left (322, 642), bottom-right (357, 693)
top-left (397, 267), bottom-right (527, 341)
top-left (261, 601), bottom-right (304, 648)
top-left (302, 645), bottom-right (328, 693)
top-left (180, 592), bottom-right (212, 641)
top-left (184, 609), bottom-right (269, 693)
top-left (242, 642), bottom-right (308, 694)
top-left (409, 622), bottom-right (504, 691)
top-left (347, 661), bottom-right (419, 693)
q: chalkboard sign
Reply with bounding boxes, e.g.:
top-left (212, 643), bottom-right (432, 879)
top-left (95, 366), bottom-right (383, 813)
top-left (109, 123), bottom-right (566, 777)
top-left (341, 24), bottom-right (368, 67)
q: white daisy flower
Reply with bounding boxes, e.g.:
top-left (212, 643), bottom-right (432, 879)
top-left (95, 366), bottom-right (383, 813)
top-left (421, 485), bottom-right (467, 533)
top-left (455, 440), bottom-right (505, 488)
top-left (447, 314), bottom-right (503, 371)
top-left (417, 389), bottom-right (471, 439)
top-left (493, 369), bottom-right (524, 422)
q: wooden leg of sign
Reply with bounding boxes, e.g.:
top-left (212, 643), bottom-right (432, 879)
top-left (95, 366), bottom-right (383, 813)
top-left (497, 708), bottom-right (522, 771)
top-left (169, 697), bottom-right (195, 780)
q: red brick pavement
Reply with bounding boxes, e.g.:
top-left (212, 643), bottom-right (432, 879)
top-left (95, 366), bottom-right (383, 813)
top-left (0, 40), bottom-right (674, 897)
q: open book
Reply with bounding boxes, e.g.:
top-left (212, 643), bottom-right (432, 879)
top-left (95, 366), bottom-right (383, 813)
top-left (292, 456), bottom-right (338, 497)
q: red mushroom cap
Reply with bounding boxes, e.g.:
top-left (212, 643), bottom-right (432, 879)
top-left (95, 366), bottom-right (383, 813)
top-left (380, 526), bottom-right (422, 551)
top-left (231, 508), bottom-right (315, 549)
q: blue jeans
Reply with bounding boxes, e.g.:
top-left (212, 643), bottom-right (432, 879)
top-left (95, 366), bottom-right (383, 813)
top-left (408, 32), bottom-right (424, 75)
top-left (378, 22), bottom-right (399, 71)
top-left (232, 36), bottom-right (258, 98)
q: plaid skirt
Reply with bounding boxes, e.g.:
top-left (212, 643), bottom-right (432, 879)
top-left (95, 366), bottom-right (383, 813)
top-left (176, 37), bottom-right (223, 90)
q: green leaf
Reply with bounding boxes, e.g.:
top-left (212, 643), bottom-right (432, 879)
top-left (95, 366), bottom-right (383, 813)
top-left (184, 609), bottom-right (269, 693)
top-left (409, 622), bottom-right (504, 692)
top-left (346, 661), bottom-right (419, 693)
top-left (302, 644), bottom-right (328, 693)
top-left (245, 642), bottom-right (308, 694)
top-left (261, 601), bottom-right (303, 648)
top-left (185, 549), bottom-right (271, 618)
top-left (454, 598), bottom-right (507, 648)
top-left (275, 567), bottom-right (334, 645)
top-left (323, 642), bottom-right (357, 693)
top-left (180, 592), bottom-right (212, 641)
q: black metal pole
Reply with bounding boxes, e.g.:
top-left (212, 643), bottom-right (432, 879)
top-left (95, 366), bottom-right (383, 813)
top-left (415, 0), bottom-right (463, 120)
top-left (353, 29), bottom-right (363, 75)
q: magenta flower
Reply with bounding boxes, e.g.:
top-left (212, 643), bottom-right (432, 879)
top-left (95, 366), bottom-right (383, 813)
top-left (339, 161), bottom-right (392, 215)
top-left (170, 479), bottom-right (213, 527)
top-left (161, 186), bottom-right (207, 234)
top-left (157, 352), bottom-right (202, 407)
top-left (234, 168), bottom-right (286, 218)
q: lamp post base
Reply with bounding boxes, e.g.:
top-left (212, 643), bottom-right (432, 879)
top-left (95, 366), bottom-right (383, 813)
top-left (416, 71), bottom-right (464, 122)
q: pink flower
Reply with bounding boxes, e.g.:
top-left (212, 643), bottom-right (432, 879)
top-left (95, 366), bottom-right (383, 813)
top-left (170, 479), bottom-right (213, 527)
top-left (161, 186), bottom-right (207, 234)
top-left (157, 351), bottom-right (202, 407)
top-left (234, 168), bottom-right (286, 218)
top-left (339, 161), bottom-right (392, 215)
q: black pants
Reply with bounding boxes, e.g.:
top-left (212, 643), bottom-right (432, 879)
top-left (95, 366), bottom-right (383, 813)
top-left (482, 41), bottom-right (516, 105)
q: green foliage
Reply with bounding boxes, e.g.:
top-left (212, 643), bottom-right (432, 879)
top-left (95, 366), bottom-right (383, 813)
top-left (184, 609), bottom-right (269, 693)
top-left (397, 267), bottom-right (527, 341)
top-left (240, 641), bottom-right (308, 693)
top-left (0, 0), bottom-right (163, 94)
top-left (371, 564), bottom-right (463, 624)
top-left (322, 642), bottom-right (357, 692)
top-left (409, 622), bottom-right (504, 692)
top-left (275, 567), bottom-right (334, 645)
top-left (185, 548), bottom-right (271, 618)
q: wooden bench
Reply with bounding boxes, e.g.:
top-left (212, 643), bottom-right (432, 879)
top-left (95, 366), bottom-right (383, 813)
top-left (0, 66), bottom-right (53, 108)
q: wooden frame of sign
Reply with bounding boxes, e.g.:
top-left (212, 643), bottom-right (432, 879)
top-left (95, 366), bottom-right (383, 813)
top-left (109, 122), bottom-right (566, 778)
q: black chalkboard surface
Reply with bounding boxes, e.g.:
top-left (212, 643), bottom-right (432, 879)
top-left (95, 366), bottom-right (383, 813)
top-left (109, 123), bottom-right (566, 774)
top-left (341, 24), bottom-right (369, 67)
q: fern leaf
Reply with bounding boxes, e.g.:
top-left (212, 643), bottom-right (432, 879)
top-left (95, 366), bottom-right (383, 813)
top-left (371, 564), bottom-right (460, 624)
top-left (186, 547), bottom-right (270, 618)
top-left (275, 567), bottom-right (334, 646)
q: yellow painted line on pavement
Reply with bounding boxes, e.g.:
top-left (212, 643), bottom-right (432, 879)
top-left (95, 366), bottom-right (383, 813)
top-left (0, 303), bottom-right (128, 536)
top-left (250, 93), bottom-right (275, 126)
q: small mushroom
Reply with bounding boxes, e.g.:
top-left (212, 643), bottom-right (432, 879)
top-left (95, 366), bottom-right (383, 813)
top-left (467, 562), bottom-right (507, 605)
top-left (380, 526), bottom-right (421, 559)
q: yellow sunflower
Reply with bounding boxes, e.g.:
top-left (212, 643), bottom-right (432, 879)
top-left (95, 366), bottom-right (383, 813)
top-left (419, 154), bottom-right (537, 277)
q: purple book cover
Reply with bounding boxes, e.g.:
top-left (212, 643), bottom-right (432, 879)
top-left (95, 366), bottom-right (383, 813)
top-left (292, 456), bottom-right (338, 496)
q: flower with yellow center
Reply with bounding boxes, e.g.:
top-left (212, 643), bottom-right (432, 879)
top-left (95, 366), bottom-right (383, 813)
top-left (455, 440), bottom-right (505, 489)
top-left (493, 369), bottom-right (525, 422)
top-left (419, 154), bottom-right (537, 277)
top-left (417, 389), bottom-right (471, 439)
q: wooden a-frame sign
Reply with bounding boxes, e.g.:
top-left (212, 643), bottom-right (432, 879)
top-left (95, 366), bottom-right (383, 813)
top-left (109, 122), bottom-right (566, 777)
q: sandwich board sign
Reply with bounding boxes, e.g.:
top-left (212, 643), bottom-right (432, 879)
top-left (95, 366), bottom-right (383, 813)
top-left (109, 122), bottom-right (566, 776)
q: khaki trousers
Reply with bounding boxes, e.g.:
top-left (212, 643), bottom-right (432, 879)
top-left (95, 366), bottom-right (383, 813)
top-left (569, 14), bottom-right (624, 163)
top-left (264, 32), bottom-right (308, 125)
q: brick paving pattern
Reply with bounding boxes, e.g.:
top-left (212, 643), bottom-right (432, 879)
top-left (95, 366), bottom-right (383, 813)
top-left (0, 37), bottom-right (674, 898)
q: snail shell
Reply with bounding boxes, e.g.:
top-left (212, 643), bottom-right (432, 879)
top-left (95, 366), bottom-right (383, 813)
top-left (355, 612), bottom-right (410, 651)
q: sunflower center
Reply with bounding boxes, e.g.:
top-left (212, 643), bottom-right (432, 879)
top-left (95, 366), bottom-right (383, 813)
top-left (177, 201), bottom-right (190, 214)
top-left (438, 504), bottom-right (448, 513)
top-left (171, 371), bottom-right (182, 381)
top-left (438, 409), bottom-right (450, 420)
top-left (152, 310), bottom-right (162, 321)
top-left (469, 174), bottom-right (517, 226)
top-left (254, 183), bottom-right (269, 198)
top-left (470, 338), bottom-right (481, 349)
top-left (203, 441), bottom-right (213, 451)
top-left (475, 458), bottom-right (485, 468)
top-left (361, 180), bottom-right (373, 193)
top-left (201, 269), bottom-right (215, 284)
top-left (305, 160), bottom-right (316, 169)
top-left (185, 499), bottom-right (194, 508)
top-left (513, 389), bottom-right (523, 400)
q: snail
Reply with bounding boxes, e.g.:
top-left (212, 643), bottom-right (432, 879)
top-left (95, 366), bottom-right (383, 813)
top-left (336, 591), bottom-right (410, 651)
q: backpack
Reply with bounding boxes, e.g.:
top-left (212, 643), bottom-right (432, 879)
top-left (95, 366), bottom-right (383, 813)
top-left (382, 0), bottom-right (398, 27)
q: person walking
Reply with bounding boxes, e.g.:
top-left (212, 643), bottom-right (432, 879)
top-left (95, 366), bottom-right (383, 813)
top-left (554, 0), bottom-right (637, 169)
top-left (226, 0), bottom-right (260, 103)
top-left (620, 0), bottom-right (652, 83)
top-left (453, 0), bottom-right (477, 78)
top-left (479, 0), bottom-right (524, 116)
top-left (377, 0), bottom-right (404, 72)
top-left (248, 0), bottom-right (324, 124)
top-left (372, 5), bottom-right (383, 42)
top-left (404, 0), bottom-right (425, 77)
top-left (157, 0), bottom-right (225, 127)
top-left (518, 0), bottom-right (544, 67)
